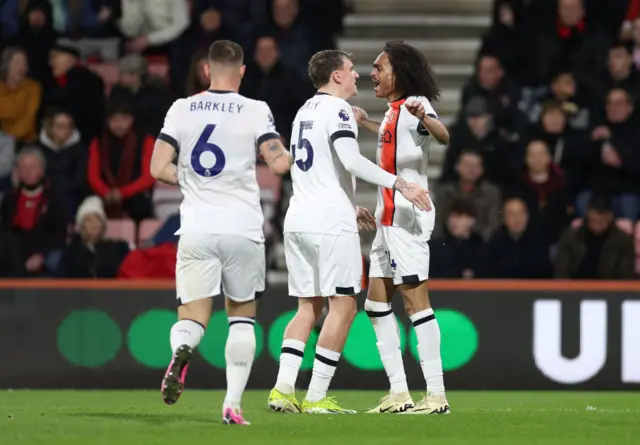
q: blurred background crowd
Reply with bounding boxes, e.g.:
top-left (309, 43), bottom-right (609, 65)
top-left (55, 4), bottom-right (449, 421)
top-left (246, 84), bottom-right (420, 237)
top-left (0, 0), bottom-right (638, 281)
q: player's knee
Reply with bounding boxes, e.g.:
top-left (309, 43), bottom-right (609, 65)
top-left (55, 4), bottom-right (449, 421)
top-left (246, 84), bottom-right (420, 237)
top-left (329, 296), bottom-right (357, 323)
top-left (364, 298), bottom-right (392, 316)
top-left (400, 285), bottom-right (430, 316)
top-left (296, 299), bottom-right (323, 325)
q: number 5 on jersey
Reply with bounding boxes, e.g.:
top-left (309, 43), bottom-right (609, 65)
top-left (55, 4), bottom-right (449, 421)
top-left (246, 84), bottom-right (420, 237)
top-left (191, 124), bottom-right (226, 177)
top-left (291, 120), bottom-right (314, 171)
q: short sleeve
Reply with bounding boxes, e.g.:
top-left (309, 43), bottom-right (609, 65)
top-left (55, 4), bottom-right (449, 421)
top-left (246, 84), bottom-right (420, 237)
top-left (157, 99), bottom-right (183, 152)
top-left (414, 97), bottom-right (438, 136)
top-left (328, 102), bottom-right (358, 144)
top-left (255, 101), bottom-right (280, 146)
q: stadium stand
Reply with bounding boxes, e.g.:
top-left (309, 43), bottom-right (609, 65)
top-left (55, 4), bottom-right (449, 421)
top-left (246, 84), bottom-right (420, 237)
top-left (0, 0), bottom-right (637, 280)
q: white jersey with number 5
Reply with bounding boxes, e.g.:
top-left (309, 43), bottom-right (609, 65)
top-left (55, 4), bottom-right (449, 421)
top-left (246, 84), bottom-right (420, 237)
top-left (284, 93), bottom-right (359, 234)
top-left (158, 90), bottom-right (280, 242)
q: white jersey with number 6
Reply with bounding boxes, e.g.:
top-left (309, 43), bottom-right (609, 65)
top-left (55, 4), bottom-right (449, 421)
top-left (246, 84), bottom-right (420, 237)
top-left (158, 90), bottom-right (280, 243)
top-left (284, 93), bottom-right (359, 235)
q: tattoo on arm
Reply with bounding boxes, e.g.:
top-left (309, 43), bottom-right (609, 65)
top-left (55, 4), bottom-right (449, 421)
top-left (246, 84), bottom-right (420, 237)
top-left (393, 177), bottom-right (408, 191)
top-left (266, 141), bottom-right (285, 163)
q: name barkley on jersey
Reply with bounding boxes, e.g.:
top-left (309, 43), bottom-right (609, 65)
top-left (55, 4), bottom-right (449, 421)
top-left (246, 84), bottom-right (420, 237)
top-left (188, 100), bottom-right (244, 113)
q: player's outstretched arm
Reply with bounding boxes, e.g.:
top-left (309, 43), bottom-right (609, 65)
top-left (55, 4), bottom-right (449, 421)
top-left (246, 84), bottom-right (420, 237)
top-left (333, 136), bottom-right (431, 211)
top-left (352, 106), bottom-right (381, 134)
top-left (260, 138), bottom-right (292, 176)
top-left (150, 139), bottom-right (178, 186)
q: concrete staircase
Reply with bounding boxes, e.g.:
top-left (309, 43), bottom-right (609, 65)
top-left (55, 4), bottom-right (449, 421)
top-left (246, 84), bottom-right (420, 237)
top-left (338, 0), bottom-right (492, 205)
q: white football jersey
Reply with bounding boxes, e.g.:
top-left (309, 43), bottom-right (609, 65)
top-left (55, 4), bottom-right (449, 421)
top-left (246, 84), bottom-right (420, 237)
top-left (284, 93), bottom-right (359, 235)
top-left (375, 96), bottom-right (436, 229)
top-left (158, 90), bottom-right (279, 242)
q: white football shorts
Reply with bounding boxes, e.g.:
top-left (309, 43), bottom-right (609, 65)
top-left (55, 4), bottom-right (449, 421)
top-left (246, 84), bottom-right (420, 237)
top-left (285, 231), bottom-right (362, 297)
top-left (176, 233), bottom-right (265, 304)
top-left (369, 212), bottom-right (435, 285)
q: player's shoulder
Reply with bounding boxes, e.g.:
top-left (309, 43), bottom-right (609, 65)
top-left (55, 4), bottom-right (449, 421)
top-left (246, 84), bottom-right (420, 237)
top-left (168, 97), bottom-right (189, 113)
top-left (234, 94), bottom-right (269, 110)
top-left (321, 96), bottom-right (354, 121)
top-left (324, 95), bottom-right (351, 110)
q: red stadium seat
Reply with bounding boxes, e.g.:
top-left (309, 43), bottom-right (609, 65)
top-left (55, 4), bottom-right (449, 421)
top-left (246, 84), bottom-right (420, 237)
top-left (88, 62), bottom-right (119, 93)
top-left (616, 218), bottom-right (634, 235)
top-left (138, 219), bottom-right (163, 242)
top-left (147, 61), bottom-right (169, 81)
top-left (153, 182), bottom-right (183, 220)
top-left (105, 219), bottom-right (136, 246)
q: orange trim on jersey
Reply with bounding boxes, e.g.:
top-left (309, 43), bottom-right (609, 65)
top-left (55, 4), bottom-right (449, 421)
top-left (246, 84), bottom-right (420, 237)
top-left (379, 99), bottom-right (405, 226)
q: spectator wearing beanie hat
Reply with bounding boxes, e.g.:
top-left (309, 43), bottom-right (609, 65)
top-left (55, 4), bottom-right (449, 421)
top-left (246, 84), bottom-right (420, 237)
top-left (57, 195), bottom-right (129, 278)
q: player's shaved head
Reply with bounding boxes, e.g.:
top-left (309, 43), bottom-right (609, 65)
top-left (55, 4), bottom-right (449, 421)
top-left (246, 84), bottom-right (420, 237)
top-left (308, 49), bottom-right (351, 88)
top-left (208, 40), bottom-right (244, 67)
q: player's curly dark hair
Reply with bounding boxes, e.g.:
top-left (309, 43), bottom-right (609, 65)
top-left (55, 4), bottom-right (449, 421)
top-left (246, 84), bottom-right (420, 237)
top-left (383, 40), bottom-right (440, 102)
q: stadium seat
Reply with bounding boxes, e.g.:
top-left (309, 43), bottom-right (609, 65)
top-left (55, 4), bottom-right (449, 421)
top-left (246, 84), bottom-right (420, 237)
top-left (256, 165), bottom-right (282, 202)
top-left (147, 61), bottom-right (169, 81)
top-left (88, 62), bottom-right (119, 93)
top-left (138, 219), bottom-right (163, 243)
top-left (616, 218), bottom-right (634, 235)
top-left (153, 182), bottom-right (183, 220)
top-left (105, 219), bottom-right (136, 246)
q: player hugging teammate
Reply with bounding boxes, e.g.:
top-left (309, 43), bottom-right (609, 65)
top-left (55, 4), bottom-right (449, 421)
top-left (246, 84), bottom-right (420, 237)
top-left (152, 39), bottom-right (449, 425)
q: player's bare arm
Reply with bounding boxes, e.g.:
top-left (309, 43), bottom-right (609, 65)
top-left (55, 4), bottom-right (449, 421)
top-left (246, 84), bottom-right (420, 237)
top-left (333, 136), bottom-right (431, 212)
top-left (150, 139), bottom-right (178, 185)
top-left (260, 138), bottom-right (292, 176)
top-left (393, 177), bottom-right (432, 212)
top-left (352, 106), bottom-right (381, 134)
top-left (404, 98), bottom-right (450, 145)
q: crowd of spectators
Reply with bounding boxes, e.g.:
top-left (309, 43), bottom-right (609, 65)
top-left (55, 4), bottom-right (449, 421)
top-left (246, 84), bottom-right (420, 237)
top-left (433, 0), bottom-right (640, 279)
top-left (0, 0), bottom-right (344, 278)
top-left (0, 0), bottom-right (638, 281)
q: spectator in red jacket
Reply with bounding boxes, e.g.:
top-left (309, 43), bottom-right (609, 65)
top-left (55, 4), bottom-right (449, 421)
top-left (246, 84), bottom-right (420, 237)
top-left (0, 146), bottom-right (67, 277)
top-left (87, 99), bottom-right (155, 221)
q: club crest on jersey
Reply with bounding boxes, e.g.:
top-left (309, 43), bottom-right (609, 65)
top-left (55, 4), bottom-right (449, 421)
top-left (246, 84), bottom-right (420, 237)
top-left (338, 109), bottom-right (349, 121)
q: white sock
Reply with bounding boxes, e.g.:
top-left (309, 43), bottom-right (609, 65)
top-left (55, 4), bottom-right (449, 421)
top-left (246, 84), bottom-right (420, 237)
top-left (223, 317), bottom-right (256, 409)
top-left (305, 346), bottom-right (340, 402)
top-left (410, 309), bottom-right (445, 396)
top-left (365, 299), bottom-right (409, 394)
top-left (275, 338), bottom-right (305, 394)
top-left (170, 319), bottom-right (204, 352)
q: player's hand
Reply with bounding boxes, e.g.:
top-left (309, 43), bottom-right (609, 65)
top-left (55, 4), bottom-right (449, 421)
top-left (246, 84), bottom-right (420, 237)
top-left (356, 206), bottom-right (376, 231)
top-left (352, 106), bottom-right (369, 125)
top-left (394, 178), bottom-right (432, 212)
top-left (404, 98), bottom-right (426, 120)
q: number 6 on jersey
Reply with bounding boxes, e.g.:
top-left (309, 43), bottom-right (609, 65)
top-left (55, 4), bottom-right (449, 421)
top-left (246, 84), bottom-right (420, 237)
top-left (191, 124), bottom-right (226, 177)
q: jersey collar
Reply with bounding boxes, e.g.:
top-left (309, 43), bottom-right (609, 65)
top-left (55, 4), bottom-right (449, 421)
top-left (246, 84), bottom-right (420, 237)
top-left (207, 89), bottom-right (234, 94)
top-left (389, 95), bottom-right (407, 109)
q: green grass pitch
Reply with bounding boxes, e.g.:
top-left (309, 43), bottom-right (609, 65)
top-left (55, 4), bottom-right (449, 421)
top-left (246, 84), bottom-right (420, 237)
top-left (1, 390), bottom-right (638, 445)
